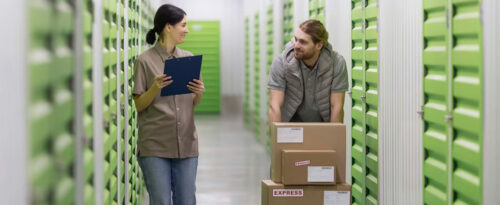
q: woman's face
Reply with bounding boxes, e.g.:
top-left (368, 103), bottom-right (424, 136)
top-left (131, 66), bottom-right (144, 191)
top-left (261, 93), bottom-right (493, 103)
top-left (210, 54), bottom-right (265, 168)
top-left (164, 15), bottom-right (189, 45)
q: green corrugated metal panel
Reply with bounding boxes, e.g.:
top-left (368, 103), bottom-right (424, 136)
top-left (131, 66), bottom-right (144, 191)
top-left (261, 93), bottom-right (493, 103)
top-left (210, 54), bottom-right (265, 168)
top-left (308, 0), bottom-right (325, 23)
top-left (351, 0), bottom-right (365, 204)
top-left (83, 0), bottom-right (96, 200)
top-left (253, 13), bottom-right (261, 140)
top-left (364, 0), bottom-right (379, 204)
top-left (423, 0), bottom-right (483, 204)
top-left (451, 0), bottom-right (483, 204)
top-left (26, 1), bottom-right (149, 203)
top-left (118, 3), bottom-right (125, 203)
top-left (266, 5), bottom-right (273, 153)
top-left (245, 17), bottom-right (251, 127)
top-left (28, 0), bottom-right (77, 204)
top-left (423, 0), bottom-right (451, 204)
top-left (282, 0), bottom-right (294, 49)
top-left (351, 0), bottom-right (379, 204)
top-left (178, 21), bottom-right (221, 113)
top-left (103, 1), bottom-right (116, 202)
top-left (309, 0), bottom-right (318, 19)
top-left (317, 0), bottom-right (325, 23)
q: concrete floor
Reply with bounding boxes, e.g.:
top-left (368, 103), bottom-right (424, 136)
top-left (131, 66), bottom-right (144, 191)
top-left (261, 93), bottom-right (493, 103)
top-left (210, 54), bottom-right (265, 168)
top-left (195, 114), bottom-right (270, 205)
top-left (142, 96), bottom-right (270, 205)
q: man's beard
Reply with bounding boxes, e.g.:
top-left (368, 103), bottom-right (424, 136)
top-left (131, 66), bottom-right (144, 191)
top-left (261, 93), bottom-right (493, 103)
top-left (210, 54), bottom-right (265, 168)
top-left (294, 48), bottom-right (314, 60)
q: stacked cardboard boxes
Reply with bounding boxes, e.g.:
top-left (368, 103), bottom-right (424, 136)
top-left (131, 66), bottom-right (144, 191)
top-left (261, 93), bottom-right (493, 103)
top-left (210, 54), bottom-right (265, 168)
top-left (262, 123), bottom-right (351, 205)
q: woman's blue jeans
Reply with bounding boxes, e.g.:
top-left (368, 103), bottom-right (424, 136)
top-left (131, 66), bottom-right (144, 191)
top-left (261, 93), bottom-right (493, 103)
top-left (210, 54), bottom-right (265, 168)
top-left (138, 156), bottom-right (198, 205)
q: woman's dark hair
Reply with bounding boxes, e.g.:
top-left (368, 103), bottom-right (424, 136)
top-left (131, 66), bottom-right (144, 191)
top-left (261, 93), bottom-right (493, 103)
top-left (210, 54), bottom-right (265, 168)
top-left (146, 4), bottom-right (186, 44)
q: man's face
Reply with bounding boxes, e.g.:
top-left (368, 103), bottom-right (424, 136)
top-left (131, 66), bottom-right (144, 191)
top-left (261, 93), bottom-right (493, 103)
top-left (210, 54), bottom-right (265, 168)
top-left (293, 28), bottom-right (321, 60)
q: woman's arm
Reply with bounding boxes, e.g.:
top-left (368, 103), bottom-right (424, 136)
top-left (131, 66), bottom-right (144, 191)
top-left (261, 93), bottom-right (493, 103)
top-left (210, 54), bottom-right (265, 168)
top-left (134, 74), bottom-right (172, 112)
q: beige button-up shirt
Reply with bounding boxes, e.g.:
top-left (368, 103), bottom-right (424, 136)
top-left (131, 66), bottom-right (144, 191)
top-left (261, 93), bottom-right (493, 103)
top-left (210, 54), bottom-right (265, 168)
top-left (133, 42), bottom-right (199, 158)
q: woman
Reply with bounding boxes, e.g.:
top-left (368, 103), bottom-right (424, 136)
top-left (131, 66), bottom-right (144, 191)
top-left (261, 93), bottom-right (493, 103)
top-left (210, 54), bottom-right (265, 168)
top-left (133, 4), bottom-right (204, 205)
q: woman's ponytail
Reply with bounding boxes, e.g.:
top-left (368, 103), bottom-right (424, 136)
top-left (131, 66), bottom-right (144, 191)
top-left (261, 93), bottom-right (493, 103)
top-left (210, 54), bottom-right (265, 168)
top-left (146, 28), bottom-right (156, 45)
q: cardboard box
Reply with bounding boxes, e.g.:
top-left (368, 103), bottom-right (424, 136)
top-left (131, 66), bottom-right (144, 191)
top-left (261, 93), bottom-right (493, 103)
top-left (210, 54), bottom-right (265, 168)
top-left (261, 180), bottom-right (351, 205)
top-left (282, 150), bottom-right (337, 185)
top-left (271, 123), bottom-right (346, 183)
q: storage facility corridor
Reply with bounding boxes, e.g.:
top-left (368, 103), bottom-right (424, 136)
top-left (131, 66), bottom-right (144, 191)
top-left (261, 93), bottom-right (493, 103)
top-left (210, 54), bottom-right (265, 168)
top-left (1, 0), bottom-right (500, 205)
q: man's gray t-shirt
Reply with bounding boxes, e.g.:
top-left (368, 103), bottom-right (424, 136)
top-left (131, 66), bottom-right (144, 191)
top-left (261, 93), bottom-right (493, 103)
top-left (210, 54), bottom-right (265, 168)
top-left (267, 56), bottom-right (348, 122)
top-left (290, 61), bottom-right (323, 122)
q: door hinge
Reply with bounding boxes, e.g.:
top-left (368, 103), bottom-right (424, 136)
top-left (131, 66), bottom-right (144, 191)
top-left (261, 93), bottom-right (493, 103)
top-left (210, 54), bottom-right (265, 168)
top-left (103, 120), bottom-right (110, 130)
top-left (377, 0), bottom-right (380, 34)
top-left (444, 112), bottom-right (453, 123)
top-left (417, 106), bottom-right (424, 119)
top-left (111, 112), bottom-right (117, 121)
top-left (377, 20), bottom-right (379, 33)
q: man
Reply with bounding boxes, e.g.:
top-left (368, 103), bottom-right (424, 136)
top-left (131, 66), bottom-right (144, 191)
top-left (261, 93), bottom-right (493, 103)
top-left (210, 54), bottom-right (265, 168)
top-left (268, 19), bottom-right (348, 124)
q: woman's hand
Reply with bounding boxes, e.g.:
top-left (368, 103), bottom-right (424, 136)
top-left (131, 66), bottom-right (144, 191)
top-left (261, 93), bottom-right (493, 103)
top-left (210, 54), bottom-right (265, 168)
top-left (187, 79), bottom-right (205, 95)
top-left (152, 74), bottom-right (173, 92)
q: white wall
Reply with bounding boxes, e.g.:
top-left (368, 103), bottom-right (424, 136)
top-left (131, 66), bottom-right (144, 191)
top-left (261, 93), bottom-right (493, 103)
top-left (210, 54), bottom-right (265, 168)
top-left (325, 0), bottom-right (352, 184)
top-left (293, 0), bottom-right (308, 29)
top-left (0, 1), bottom-right (28, 204)
top-left (482, 0), bottom-right (500, 203)
top-left (378, 0), bottom-right (423, 204)
top-left (161, 0), bottom-right (244, 96)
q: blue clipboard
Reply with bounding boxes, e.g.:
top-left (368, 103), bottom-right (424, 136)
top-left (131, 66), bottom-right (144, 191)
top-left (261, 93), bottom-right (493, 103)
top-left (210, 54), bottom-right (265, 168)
top-left (161, 55), bottom-right (203, 96)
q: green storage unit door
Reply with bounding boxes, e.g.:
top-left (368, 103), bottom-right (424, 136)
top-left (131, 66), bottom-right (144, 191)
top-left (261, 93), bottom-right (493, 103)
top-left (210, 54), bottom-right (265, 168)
top-left (254, 13), bottom-right (261, 140)
top-left (451, 0), bottom-right (483, 204)
top-left (178, 21), bottom-right (221, 113)
top-left (282, 0), bottom-right (294, 49)
top-left (102, 0), bottom-right (115, 203)
top-left (119, 3), bottom-right (126, 204)
top-left (364, 1), bottom-right (379, 204)
top-left (308, 0), bottom-right (325, 23)
top-left (127, 1), bottom-right (142, 204)
top-left (266, 5), bottom-right (273, 152)
top-left (423, 0), bottom-right (483, 204)
top-left (28, 0), bottom-right (77, 203)
top-left (423, 1), bottom-right (450, 204)
top-left (83, 0), bottom-right (97, 204)
top-left (25, 0), bottom-right (150, 204)
top-left (351, 0), bottom-right (365, 205)
top-left (351, 0), bottom-right (379, 204)
top-left (245, 18), bottom-right (251, 127)
top-left (350, 0), bottom-right (365, 203)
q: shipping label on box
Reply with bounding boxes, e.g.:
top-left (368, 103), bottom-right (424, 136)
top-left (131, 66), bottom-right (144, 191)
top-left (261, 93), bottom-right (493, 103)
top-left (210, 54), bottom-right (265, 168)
top-left (324, 191), bottom-right (350, 205)
top-left (281, 150), bottom-right (337, 185)
top-left (277, 127), bottom-right (304, 143)
top-left (308, 166), bottom-right (335, 182)
top-left (295, 160), bottom-right (311, 166)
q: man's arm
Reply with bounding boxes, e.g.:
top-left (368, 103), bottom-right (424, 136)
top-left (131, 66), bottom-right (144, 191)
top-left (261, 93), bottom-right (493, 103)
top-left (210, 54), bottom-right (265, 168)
top-left (330, 92), bottom-right (345, 123)
top-left (269, 89), bottom-right (285, 129)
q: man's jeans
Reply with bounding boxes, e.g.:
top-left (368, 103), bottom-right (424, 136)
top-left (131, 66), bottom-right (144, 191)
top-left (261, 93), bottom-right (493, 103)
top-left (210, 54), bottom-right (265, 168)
top-left (138, 156), bottom-right (198, 205)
